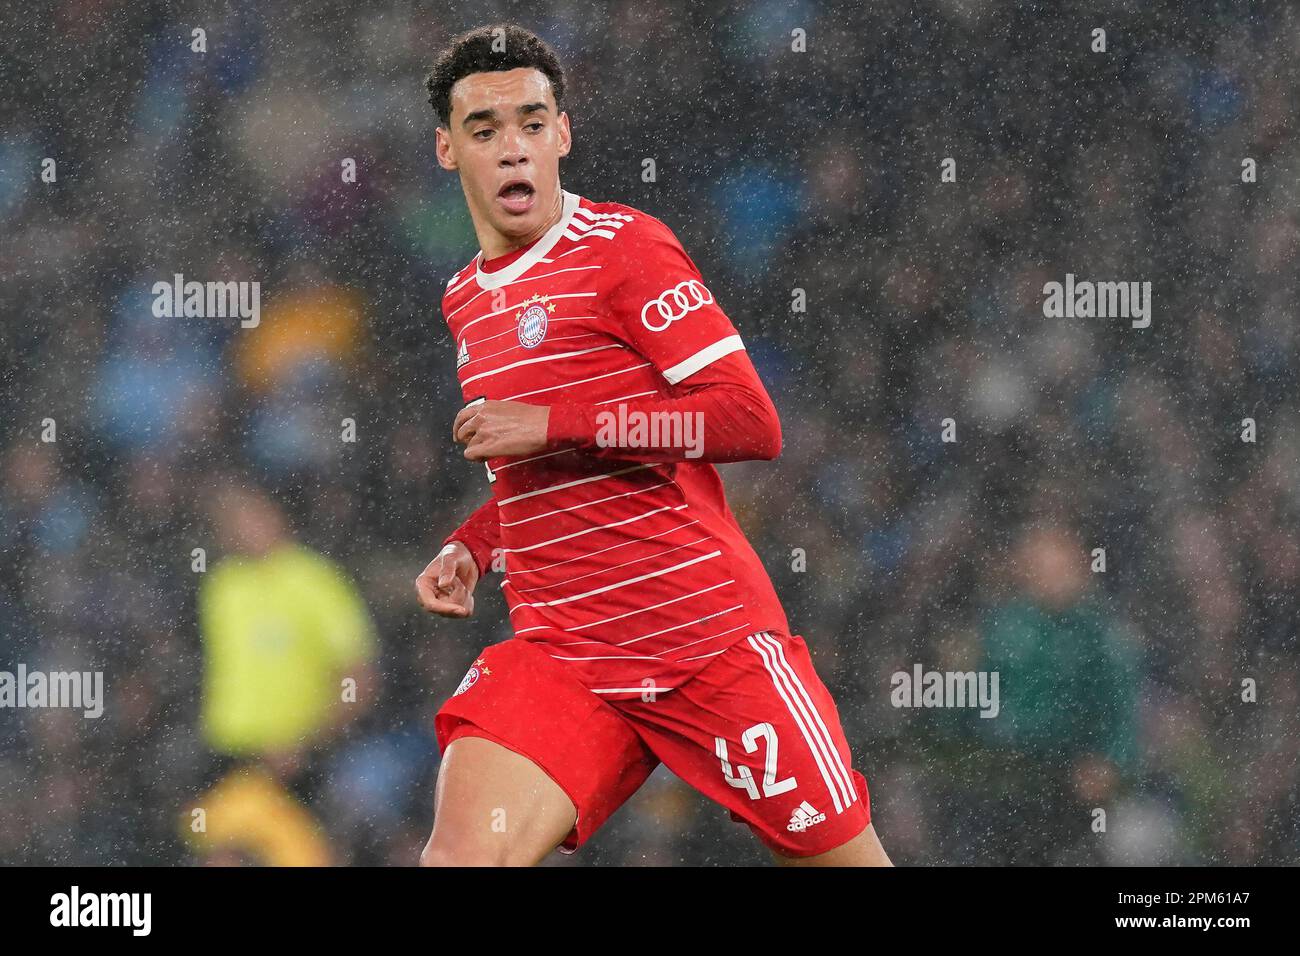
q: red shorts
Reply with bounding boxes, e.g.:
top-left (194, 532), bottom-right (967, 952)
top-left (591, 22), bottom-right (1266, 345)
top-left (433, 630), bottom-right (871, 858)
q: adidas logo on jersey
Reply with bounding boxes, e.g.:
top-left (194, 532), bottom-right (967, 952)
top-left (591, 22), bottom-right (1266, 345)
top-left (786, 801), bottom-right (826, 832)
top-left (456, 338), bottom-right (469, 368)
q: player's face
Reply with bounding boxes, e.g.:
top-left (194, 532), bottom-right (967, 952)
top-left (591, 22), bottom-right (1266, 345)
top-left (437, 67), bottom-right (571, 251)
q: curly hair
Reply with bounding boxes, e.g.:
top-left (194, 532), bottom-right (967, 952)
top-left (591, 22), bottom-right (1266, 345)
top-left (425, 24), bottom-right (566, 128)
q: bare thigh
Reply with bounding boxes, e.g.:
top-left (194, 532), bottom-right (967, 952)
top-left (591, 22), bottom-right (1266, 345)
top-left (772, 822), bottom-right (894, 867)
top-left (419, 735), bottom-right (578, 867)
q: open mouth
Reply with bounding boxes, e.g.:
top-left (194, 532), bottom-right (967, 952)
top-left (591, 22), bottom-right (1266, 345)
top-left (497, 180), bottom-right (536, 214)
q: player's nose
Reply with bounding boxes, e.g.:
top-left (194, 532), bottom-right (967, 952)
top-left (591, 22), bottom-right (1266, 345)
top-left (497, 130), bottom-right (530, 164)
top-left (498, 146), bottom-right (529, 168)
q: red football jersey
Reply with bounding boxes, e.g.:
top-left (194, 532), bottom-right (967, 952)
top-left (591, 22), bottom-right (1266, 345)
top-left (442, 190), bottom-right (790, 699)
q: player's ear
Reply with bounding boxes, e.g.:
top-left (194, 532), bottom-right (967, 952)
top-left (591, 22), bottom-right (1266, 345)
top-left (556, 111), bottom-right (572, 158)
top-left (435, 125), bottom-right (458, 171)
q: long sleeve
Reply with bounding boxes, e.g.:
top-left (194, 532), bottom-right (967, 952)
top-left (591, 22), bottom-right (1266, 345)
top-left (442, 497), bottom-right (500, 577)
top-left (544, 349), bottom-right (781, 463)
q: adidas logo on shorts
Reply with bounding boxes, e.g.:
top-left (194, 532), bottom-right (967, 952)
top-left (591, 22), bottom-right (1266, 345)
top-left (786, 800), bottom-right (827, 832)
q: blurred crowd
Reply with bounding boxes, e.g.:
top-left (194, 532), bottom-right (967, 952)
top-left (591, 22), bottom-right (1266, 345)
top-left (1, 0), bottom-right (1297, 865)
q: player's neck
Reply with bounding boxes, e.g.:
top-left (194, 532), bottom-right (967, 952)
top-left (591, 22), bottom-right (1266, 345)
top-left (476, 188), bottom-right (565, 263)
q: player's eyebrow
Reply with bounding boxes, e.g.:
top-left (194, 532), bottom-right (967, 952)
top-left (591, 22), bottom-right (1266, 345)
top-left (461, 102), bottom-right (550, 127)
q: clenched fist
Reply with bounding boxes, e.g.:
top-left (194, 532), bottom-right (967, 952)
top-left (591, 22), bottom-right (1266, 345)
top-left (453, 400), bottom-right (550, 461)
top-left (415, 541), bottom-right (480, 618)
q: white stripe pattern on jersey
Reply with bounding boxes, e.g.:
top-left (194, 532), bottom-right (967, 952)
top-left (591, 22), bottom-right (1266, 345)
top-left (488, 447), bottom-right (576, 473)
top-left (563, 208), bottom-right (632, 242)
top-left (662, 334), bottom-right (746, 385)
top-left (623, 605), bottom-right (745, 647)
top-left (539, 244), bottom-right (589, 263)
top-left (561, 578), bottom-right (737, 631)
top-left (499, 479), bottom-right (674, 527)
top-left (757, 632), bottom-right (857, 809)
top-left (513, 549), bottom-right (721, 609)
top-left (595, 390), bottom-right (658, 405)
top-left (677, 648), bottom-right (730, 662)
top-left (497, 463), bottom-right (651, 507)
top-left (747, 632), bottom-right (857, 814)
top-left (501, 503), bottom-right (688, 555)
top-left (510, 534), bottom-right (711, 593)
top-left (460, 328), bottom-right (605, 370)
top-left (548, 601), bottom-right (741, 647)
top-left (505, 517), bottom-right (701, 578)
top-left (503, 361), bottom-right (653, 401)
top-left (655, 621), bottom-right (751, 657)
top-left (574, 207), bottom-right (634, 223)
top-left (460, 343), bottom-right (625, 387)
top-left (453, 288), bottom-right (596, 332)
top-left (564, 224), bottom-right (618, 240)
top-left (445, 268), bottom-right (475, 295)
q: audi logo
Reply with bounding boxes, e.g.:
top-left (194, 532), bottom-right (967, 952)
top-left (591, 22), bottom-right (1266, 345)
top-left (640, 280), bottom-right (715, 332)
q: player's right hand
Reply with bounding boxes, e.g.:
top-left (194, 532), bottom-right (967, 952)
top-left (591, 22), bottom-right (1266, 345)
top-left (415, 541), bottom-right (479, 618)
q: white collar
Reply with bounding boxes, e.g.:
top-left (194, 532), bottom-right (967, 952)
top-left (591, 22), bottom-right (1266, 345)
top-left (474, 189), bottom-right (580, 291)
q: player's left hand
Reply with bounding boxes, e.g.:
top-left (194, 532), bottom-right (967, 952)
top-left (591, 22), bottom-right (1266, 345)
top-left (453, 400), bottom-right (550, 461)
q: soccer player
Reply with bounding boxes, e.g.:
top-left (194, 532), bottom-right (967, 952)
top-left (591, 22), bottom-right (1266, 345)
top-left (415, 23), bottom-right (891, 867)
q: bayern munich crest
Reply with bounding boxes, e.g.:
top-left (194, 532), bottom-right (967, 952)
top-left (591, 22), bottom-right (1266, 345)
top-left (453, 665), bottom-right (481, 696)
top-left (516, 293), bottom-right (554, 348)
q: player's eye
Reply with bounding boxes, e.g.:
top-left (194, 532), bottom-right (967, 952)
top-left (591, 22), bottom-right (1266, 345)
top-left (473, 128), bottom-right (494, 140)
top-left (525, 122), bottom-right (543, 132)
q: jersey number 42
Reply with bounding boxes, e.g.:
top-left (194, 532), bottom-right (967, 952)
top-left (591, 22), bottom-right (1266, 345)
top-left (715, 721), bottom-right (796, 799)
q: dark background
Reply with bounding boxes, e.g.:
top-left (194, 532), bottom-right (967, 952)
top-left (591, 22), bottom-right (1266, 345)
top-left (1, 0), bottom-right (1296, 865)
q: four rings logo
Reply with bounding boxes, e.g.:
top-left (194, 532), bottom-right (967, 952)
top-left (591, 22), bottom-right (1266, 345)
top-left (640, 280), bottom-right (714, 332)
